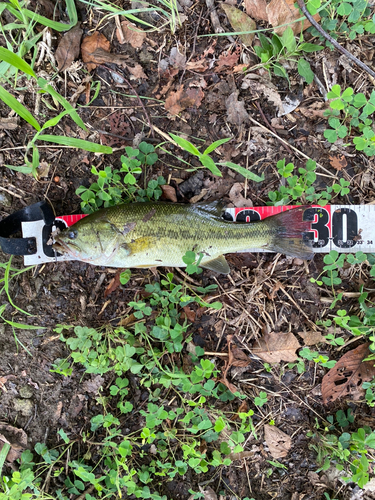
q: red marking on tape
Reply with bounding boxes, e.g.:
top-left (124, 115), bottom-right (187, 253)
top-left (56, 214), bottom-right (88, 227)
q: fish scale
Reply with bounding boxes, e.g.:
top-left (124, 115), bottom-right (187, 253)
top-left (53, 202), bottom-right (313, 274)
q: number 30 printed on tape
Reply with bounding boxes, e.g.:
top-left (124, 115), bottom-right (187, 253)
top-left (224, 205), bottom-right (372, 254)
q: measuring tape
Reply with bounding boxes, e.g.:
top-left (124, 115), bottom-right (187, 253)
top-left (0, 202), bottom-right (371, 266)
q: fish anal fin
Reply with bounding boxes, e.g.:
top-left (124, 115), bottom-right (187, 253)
top-left (201, 255), bottom-right (230, 274)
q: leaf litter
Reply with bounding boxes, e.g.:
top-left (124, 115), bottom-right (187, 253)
top-left (3, 0), bottom-right (375, 497)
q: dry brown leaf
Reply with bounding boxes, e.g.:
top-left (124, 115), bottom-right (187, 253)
top-left (117, 19), bottom-right (146, 48)
top-left (322, 343), bottom-right (375, 404)
top-left (264, 424), bottom-right (292, 458)
top-left (244, 0), bottom-right (268, 21)
top-left (81, 32), bottom-right (111, 71)
top-left (329, 155), bottom-right (348, 171)
top-left (128, 63), bottom-right (147, 79)
top-left (219, 377), bottom-right (239, 394)
top-left (182, 306), bottom-right (196, 323)
top-left (0, 424), bottom-right (27, 463)
top-left (165, 85), bottom-right (204, 116)
top-left (0, 117), bottom-right (18, 130)
top-left (228, 183), bottom-right (253, 208)
top-left (82, 375), bottom-right (105, 394)
top-left (186, 58), bottom-right (209, 72)
top-left (241, 76), bottom-right (284, 115)
top-left (169, 46), bottom-right (187, 70)
top-left (266, 0), bottom-right (320, 34)
top-left (297, 107), bottom-right (326, 119)
top-left (104, 270), bottom-right (122, 297)
top-left (298, 330), bottom-right (327, 346)
top-left (55, 24), bottom-right (83, 72)
top-left (161, 184), bottom-right (178, 202)
top-left (215, 46), bottom-right (241, 72)
top-left (221, 4), bottom-right (256, 46)
top-left (231, 347), bottom-right (250, 367)
top-left (252, 332), bottom-right (301, 363)
top-left (202, 487), bottom-right (218, 500)
top-left (225, 91), bottom-right (250, 126)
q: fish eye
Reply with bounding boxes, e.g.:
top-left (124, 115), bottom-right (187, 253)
top-left (68, 230), bottom-right (77, 239)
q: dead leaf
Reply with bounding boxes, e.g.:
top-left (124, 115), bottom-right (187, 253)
top-left (252, 332), bottom-right (301, 363)
top-left (186, 57), bottom-right (209, 72)
top-left (182, 306), bottom-right (196, 323)
top-left (81, 33), bottom-right (131, 72)
top-left (82, 375), bottom-right (105, 394)
top-left (0, 117), bottom-right (18, 130)
top-left (117, 19), bottom-right (146, 48)
top-left (201, 486), bottom-right (218, 500)
top-left (104, 271), bottom-right (122, 297)
top-left (241, 75), bottom-right (285, 115)
top-left (219, 377), bottom-right (239, 394)
top-left (169, 46), bottom-right (187, 70)
top-left (298, 107), bottom-right (326, 119)
top-left (0, 424), bottom-right (27, 463)
top-left (221, 4), bottom-right (256, 46)
top-left (228, 450), bottom-right (255, 460)
top-left (322, 343), bottom-right (375, 404)
top-left (81, 32), bottom-right (111, 71)
top-left (165, 85), bottom-right (204, 116)
top-left (127, 63), bottom-right (147, 80)
top-left (55, 24), bottom-right (83, 72)
top-left (161, 184), bottom-right (178, 202)
top-left (244, 0), bottom-right (268, 21)
top-left (329, 155), bottom-right (347, 171)
top-left (118, 313), bottom-right (137, 327)
top-left (298, 330), bottom-right (327, 346)
top-left (215, 46), bottom-right (241, 72)
top-left (231, 347), bottom-right (250, 367)
top-left (225, 91), bottom-right (250, 126)
top-left (267, 0), bottom-right (320, 34)
top-left (228, 183), bottom-right (253, 208)
top-left (264, 424), bottom-right (292, 458)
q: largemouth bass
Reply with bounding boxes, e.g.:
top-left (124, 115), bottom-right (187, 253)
top-left (53, 202), bottom-right (313, 274)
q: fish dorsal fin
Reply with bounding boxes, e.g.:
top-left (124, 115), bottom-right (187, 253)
top-left (193, 200), bottom-right (225, 218)
top-left (201, 255), bottom-right (230, 274)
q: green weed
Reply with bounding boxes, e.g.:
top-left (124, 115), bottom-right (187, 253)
top-left (169, 134), bottom-right (265, 182)
top-left (324, 84), bottom-right (375, 156)
top-left (0, 48), bottom-right (110, 178)
top-left (268, 158), bottom-right (349, 206)
top-left (76, 142), bottom-right (165, 213)
top-left (307, 0), bottom-right (375, 44)
top-left (253, 26), bottom-right (323, 83)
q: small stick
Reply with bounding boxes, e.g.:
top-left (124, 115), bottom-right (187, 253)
top-left (296, 0), bottom-right (375, 80)
top-left (255, 101), bottom-right (294, 155)
top-left (249, 116), bottom-right (338, 179)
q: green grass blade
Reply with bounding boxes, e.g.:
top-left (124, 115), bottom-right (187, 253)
top-left (4, 257), bottom-right (33, 316)
top-left (21, 0), bottom-right (78, 32)
top-left (38, 135), bottom-right (112, 153)
top-left (0, 86), bottom-right (40, 131)
top-left (223, 161), bottom-right (265, 182)
top-left (37, 77), bottom-right (87, 131)
top-left (0, 46), bottom-right (36, 77)
top-left (0, 442), bottom-right (10, 476)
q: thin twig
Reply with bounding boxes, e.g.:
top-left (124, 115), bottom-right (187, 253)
top-left (255, 101), bottom-right (293, 155)
top-left (297, 0), bottom-right (375, 80)
top-left (249, 116), bottom-right (338, 179)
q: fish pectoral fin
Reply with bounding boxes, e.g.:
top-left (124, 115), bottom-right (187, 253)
top-left (201, 255), bottom-right (230, 275)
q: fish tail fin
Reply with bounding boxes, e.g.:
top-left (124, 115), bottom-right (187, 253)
top-left (267, 207), bottom-right (313, 259)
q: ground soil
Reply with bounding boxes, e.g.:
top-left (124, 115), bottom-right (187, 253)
top-left (1, 1), bottom-right (375, 499)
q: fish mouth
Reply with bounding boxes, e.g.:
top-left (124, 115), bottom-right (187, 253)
top-left (53, 238), bottom-right (81, 258)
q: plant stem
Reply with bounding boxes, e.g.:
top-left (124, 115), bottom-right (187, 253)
top-left (296, 0), bottom-right (375, 80)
